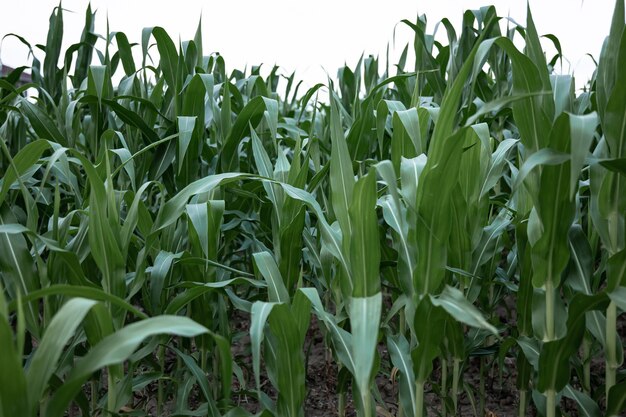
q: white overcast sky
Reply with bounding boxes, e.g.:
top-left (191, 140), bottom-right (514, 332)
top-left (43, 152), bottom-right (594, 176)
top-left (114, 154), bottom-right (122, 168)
top-left (0, 0), bottom-right (617, 91)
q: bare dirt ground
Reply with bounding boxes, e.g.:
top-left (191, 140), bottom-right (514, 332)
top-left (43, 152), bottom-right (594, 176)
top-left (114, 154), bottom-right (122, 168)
top-left (229, 301), bottom-right (626, 417)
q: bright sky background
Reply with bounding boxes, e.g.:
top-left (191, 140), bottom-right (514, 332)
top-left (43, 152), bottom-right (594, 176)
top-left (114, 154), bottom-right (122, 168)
top-left (0, 0), bottom-right (617, 92)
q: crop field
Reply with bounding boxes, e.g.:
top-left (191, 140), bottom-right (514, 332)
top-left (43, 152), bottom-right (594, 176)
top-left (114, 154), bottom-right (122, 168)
top-left (0, 1), bottom-right (625, 417)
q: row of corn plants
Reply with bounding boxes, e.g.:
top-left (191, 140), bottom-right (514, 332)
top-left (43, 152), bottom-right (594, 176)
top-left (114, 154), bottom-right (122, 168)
top-left (1, 1), bottom-right (625, 416)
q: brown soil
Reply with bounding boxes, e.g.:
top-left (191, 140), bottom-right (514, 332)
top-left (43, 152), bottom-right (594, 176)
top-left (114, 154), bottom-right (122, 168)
top-left (120, 302), bottom-right (626, 417)
top-left (227, 302), bottom-right (626, 417)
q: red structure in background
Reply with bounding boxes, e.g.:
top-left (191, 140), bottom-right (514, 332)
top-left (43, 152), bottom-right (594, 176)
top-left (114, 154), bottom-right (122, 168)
top-left (1, 64), bottom-right (32, 86)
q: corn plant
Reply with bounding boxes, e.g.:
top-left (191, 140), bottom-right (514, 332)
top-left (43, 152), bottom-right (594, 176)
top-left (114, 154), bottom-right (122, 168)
top-left (0, 1), bottom-right (625, 417)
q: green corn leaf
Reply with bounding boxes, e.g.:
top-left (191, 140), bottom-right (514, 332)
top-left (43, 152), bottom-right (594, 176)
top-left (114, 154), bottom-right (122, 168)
top-left (350, 293), bottom-right (382, 398)
top-left (110, 148), bottom-right (135, 191)
top-left (568, 113), bottom-right (598, 198)
top-left (0, 206), bottom-right (39, 336)
top-left (0, 139), bottom-right (50, 203)
top-left (567, 226), bottom-right (622, 364)
top-left (165, 278), bottom-right (265, 315)
top-left (101, 98), bottom-right (160, 142)
top-left (263, 97), bottom-right (279, 142)
top-left (515, 224), bottom-right (534, 337)
top-left (430, 285), bottom-right (498, 335)
top-left (413, 126), bottom-right (465, 295)
top-left (73, 4), bottom-right (96, 85)
top-left (45, 316), bottom-right (208, 417)
top-left (537, 293), bottom-right (608, 393)
top-left (349, 169), bottom-right (380, 298)
top-left (375, 179), bottom-right (407, 295)
top-left (562, 385), bottom-right (601, 417)
top-left (516, 352), bottom-right (533, 393)
top-left (268, 303), bottom-right (307, 417)
top-left (78, 155), bottom-right (125, 300)
top-left (18, 99), bottom-right (66, 145)
top-left (219, 96), bottom-right (277, 172)
top-left (186, 200), bottom-right (224, 262)
top-left (290, 290), bottom-right (312, 342)
top-left (606, 382), bottom-right (626, 417)
top-left (390, 109), bottom-right (421, 170)
top-left (179, 74), bottom-right (206, 183)
top-left (493, 38), bottom-right (552, 153)
top-left (524, 4), bottom-right (553, 99)
top-left (599, 32), bottom-right (626, 252)
top-left (513, 148), bottom-right (570, 193)
top-left (445, 319), bottom-right (465, 363)
top-left (412, 297), bottom-right (446, 382)
top-left (218, 81), bottom-right (233, 142)
top-left (375, 160), bottom-right (400, 208)
top-left (531, 287), bottom-right (568, 341)
top-left (399, 155), bottom-right (427, 212)
top-left (551, 75), bottom-right (574, 117)
top-left (379, 195), bottom-right (413, 293)
top-left (607, 249), bottom-right (626, 292)
top-left (177, 116), bottom-right (196, 172)
top-left (395, 109), bottom-right (423, 155)
top-left (480, 138), bottom-right (518, 198)
top-left (152, 27), bottom-right (179, 93)
top-left (0, 282), bottom-right (6, 320)
top-left (87, 65), bottom-right (111, 106)
top-left (169, 346), bottom-right (221, 416)
top-left (114, 32), bottom-right (136, 76)
top-left (42, 4), bottom-right (63, 96)
top-left (278, 204), bottom-right (306, 293)
top-left (517, 336), bottom-right (540, 370)
top-left (253, 252), bottom-right (289, 304)
top-left (0, 304), bottom-right (28, 417)
top-left (589, 139), bottom-right (613, 251)
top-left (329, 94), bottom-right (354, 242)
top-left (387, 334), bottom-right (416, 417)
top-left (278, 183), bottom-right (350, 276)
top-left (119, 181), bottom-right (161, 251)
top-left (251, 128), bottom-right (282, 215)
top-left (153, 172), bottom-right (250, 232)
top-left (376, 99), bottom-right (406, 155)
top-left (26, 298), bottom-right (98, 412)
top-left (250, 301), bottom-right (278, 397)
top-left (9, 285), bottom-right (148, 320)
top-left (596, 0), bottom-right (625, 123)
top-left (448, 126), bottom-right (485, 273)
top-left (608, 287), bottom-right (626, 311)
top-left (193, 17), bottom-right (203, 67)
top-left (600, 158), bottom-right (626, 176)
top-left (149, 251), bottom-right (182, 314)
top-left (298, 288), bottom-right (356, 375)
top-left (531, 114), bottom-right (577, 289)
